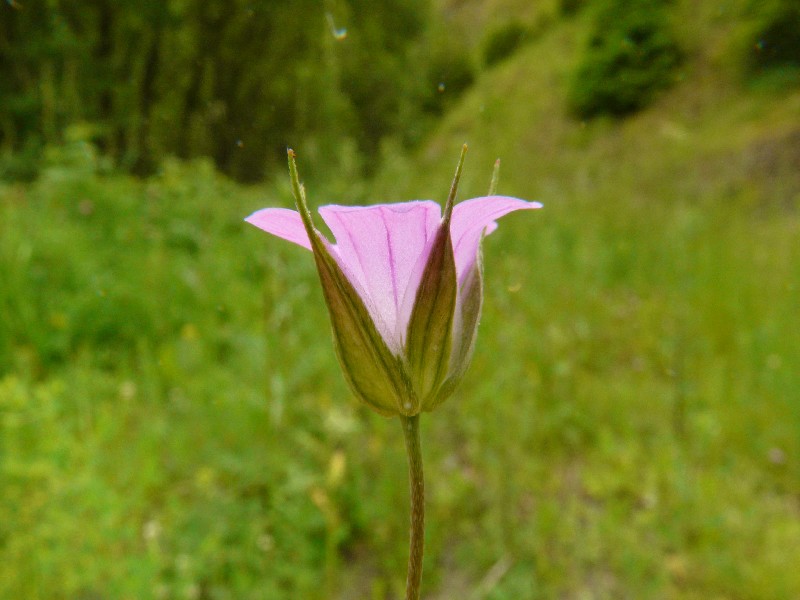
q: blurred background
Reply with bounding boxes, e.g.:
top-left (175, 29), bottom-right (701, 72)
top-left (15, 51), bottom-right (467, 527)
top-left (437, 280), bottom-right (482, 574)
top-left (1, 0), bottom-right (799, 598)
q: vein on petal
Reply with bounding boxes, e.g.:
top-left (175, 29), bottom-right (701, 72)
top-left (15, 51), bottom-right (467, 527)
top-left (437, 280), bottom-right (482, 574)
top-left (379, 207), bottom-right (400, 319)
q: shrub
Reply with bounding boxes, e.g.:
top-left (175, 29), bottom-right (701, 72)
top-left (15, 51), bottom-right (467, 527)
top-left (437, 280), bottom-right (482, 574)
top-left (559, 0), bottom-right (586, 17)
top-left (567, 0), bottom-right (682, 119)
top-left (421, 48), bottom-right (475, 116)
top-left (482, 21), bottom-right (532, 67)
top-left (0, 138), bottom-right (42, 182)
top-left (744, 1), bottom-right (800, 81)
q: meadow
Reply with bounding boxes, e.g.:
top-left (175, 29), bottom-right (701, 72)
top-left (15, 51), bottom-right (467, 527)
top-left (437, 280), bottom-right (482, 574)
top-left (2, 1), bottom-right (800, 599)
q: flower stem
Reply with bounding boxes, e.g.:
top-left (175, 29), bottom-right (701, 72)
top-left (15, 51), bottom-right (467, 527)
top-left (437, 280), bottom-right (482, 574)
top-left (400, 414), bottom-right (425, 600)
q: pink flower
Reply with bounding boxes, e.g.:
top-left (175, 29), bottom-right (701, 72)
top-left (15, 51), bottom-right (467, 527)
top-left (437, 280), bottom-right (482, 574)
top-left (246, 151), bottom-right (541, 416)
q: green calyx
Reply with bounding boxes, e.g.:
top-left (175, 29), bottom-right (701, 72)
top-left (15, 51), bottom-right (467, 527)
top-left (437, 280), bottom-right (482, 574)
top-left (287, 147), bottom-right (477, 417)
top-left (405, 145), bottom-right (467, 412)
top-left (288, 150), bottom-right (416, 416)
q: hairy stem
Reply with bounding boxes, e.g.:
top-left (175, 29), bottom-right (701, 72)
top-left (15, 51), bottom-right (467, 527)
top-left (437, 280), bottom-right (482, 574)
top-left (400, 414), bottom-right (425, 600)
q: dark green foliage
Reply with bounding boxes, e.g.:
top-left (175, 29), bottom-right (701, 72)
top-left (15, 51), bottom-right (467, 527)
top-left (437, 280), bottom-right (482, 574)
top-left (567, 0), bottom-right (682, 119)
top-left (420, 48), bottom-right (476, 117)
top-left (744, 1), bottom-right (800, 82)
top-left (0, 138), bottom-right (43, 182)
top-left (0, 0), bottom-right (435, 182)
top-left (482, 21), bottom-right (531, 67)
top-left (335, 0), bottom-right (432, 162)
top-left (559, 0), bottom-right (587, 17)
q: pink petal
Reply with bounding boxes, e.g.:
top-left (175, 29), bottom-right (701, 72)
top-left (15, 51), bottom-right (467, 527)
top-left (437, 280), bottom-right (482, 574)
top-left (451, 196), bottom-right (542, 284)
top-left (319, 201), bottom-right (441, 349)
top-left (245, 208), bottom-right (312, 251)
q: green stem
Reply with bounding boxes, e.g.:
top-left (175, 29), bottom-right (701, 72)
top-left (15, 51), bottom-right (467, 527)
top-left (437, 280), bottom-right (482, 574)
top-left (400, 414), bottom-right (425, 600)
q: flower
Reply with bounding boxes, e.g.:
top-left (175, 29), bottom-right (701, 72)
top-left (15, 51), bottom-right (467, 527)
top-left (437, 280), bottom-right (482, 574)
top-left (246, 149), bottom-right (541, 416)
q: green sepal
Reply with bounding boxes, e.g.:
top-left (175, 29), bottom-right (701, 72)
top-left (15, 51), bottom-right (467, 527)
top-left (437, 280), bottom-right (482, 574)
top-left (405, 220), bottom-right (458, 410)
top-left (488, 158), bottom-right (500, 196)
top-left (287, 150), bottom-right (415, 417)
top-left (406, 144), bottom-right (466, 411)
top-left (425, 158), bottom-right (493, 411)
top-left (425, 233), bottom-right (484, 412)
top-left (313, 243), bottom-right (414, 416)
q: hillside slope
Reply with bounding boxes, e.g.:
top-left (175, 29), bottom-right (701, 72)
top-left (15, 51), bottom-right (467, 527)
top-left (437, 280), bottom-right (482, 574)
top-left (369, 3), bottom-right (800, 598)
top-left (1, 2), bottom-right (798, 598)
top-left (381, 1), bottom-right (800, 204)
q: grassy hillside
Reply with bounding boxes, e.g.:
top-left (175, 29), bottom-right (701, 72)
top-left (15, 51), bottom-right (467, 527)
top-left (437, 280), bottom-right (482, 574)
top-left (374, 1), bottom-right (800, 597)
top-left (2, 1), bottom-right (799, 598)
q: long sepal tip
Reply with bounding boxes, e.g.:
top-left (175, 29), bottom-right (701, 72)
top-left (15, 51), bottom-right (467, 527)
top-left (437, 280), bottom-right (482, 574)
top-left (488, 158), bottom-right (500, 196)
top-left (287, 149), bottom-right (314, 231)
top-left (443, 144), bottom-right (467, 226)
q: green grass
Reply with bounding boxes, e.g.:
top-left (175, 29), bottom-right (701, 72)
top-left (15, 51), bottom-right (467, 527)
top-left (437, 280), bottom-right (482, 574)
top-left (2, 1), bottom-right (800, 598)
